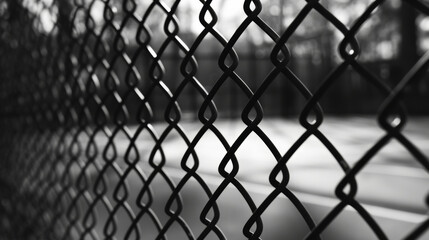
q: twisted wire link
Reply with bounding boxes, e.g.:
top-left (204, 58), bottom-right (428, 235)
top-left (117, 2), bottom-right (169, 238)
top-left (63, 2), bottom-right (110, 239)
top-left (299, 1), bottom-right (428, 239)
top-left (191, 1), bottom-right (274, 238)
top-left (65, 2), bottom-right (126, 239)
top-left (292, 1), bottom-right (385, 238)
top-left (193, 1), bottom-right (286, 239)
top-left (134, 1), bottom-right (201, 238)
top-left (240, 2), bottom-right (323, 239)
top-left (376, 47), bottom-right (429, 240)
top-left (69, 1), bottom-right (137, 239)
top-left (1, 0), bottom-right (429, 239)
top-left (87, 2), bottom-right (145, 239)
top-left (36, 1), bottom-right (109, 238)
top-left (163, 1), bottom-right (228, 238)
top-left (46, 2), bottom-right (94, 239)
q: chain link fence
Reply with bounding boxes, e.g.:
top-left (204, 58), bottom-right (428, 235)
top-left (1, 0), bottom-right (429, 239)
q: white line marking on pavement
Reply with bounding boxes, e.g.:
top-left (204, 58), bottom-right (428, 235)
top-left (162, 166), bottom-right (428, 224)
top-left (363, 164), bottom-right (429, 179)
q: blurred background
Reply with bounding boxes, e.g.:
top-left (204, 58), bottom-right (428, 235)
top-left (48, 0), bottom-right (429, 120)
top-left (16, 0), bottom-right (429, 120)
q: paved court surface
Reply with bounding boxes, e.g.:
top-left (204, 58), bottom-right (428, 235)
top-left (82, 116), bottom-right (429, 239)
top-left (120, 117), bottom-right (429, 212)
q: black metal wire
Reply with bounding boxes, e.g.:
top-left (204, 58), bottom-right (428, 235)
top-left (0, 0), bottom-right (428, 239)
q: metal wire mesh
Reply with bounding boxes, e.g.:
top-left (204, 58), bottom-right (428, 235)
top-left (0, 0), bottom-right (428, 239)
